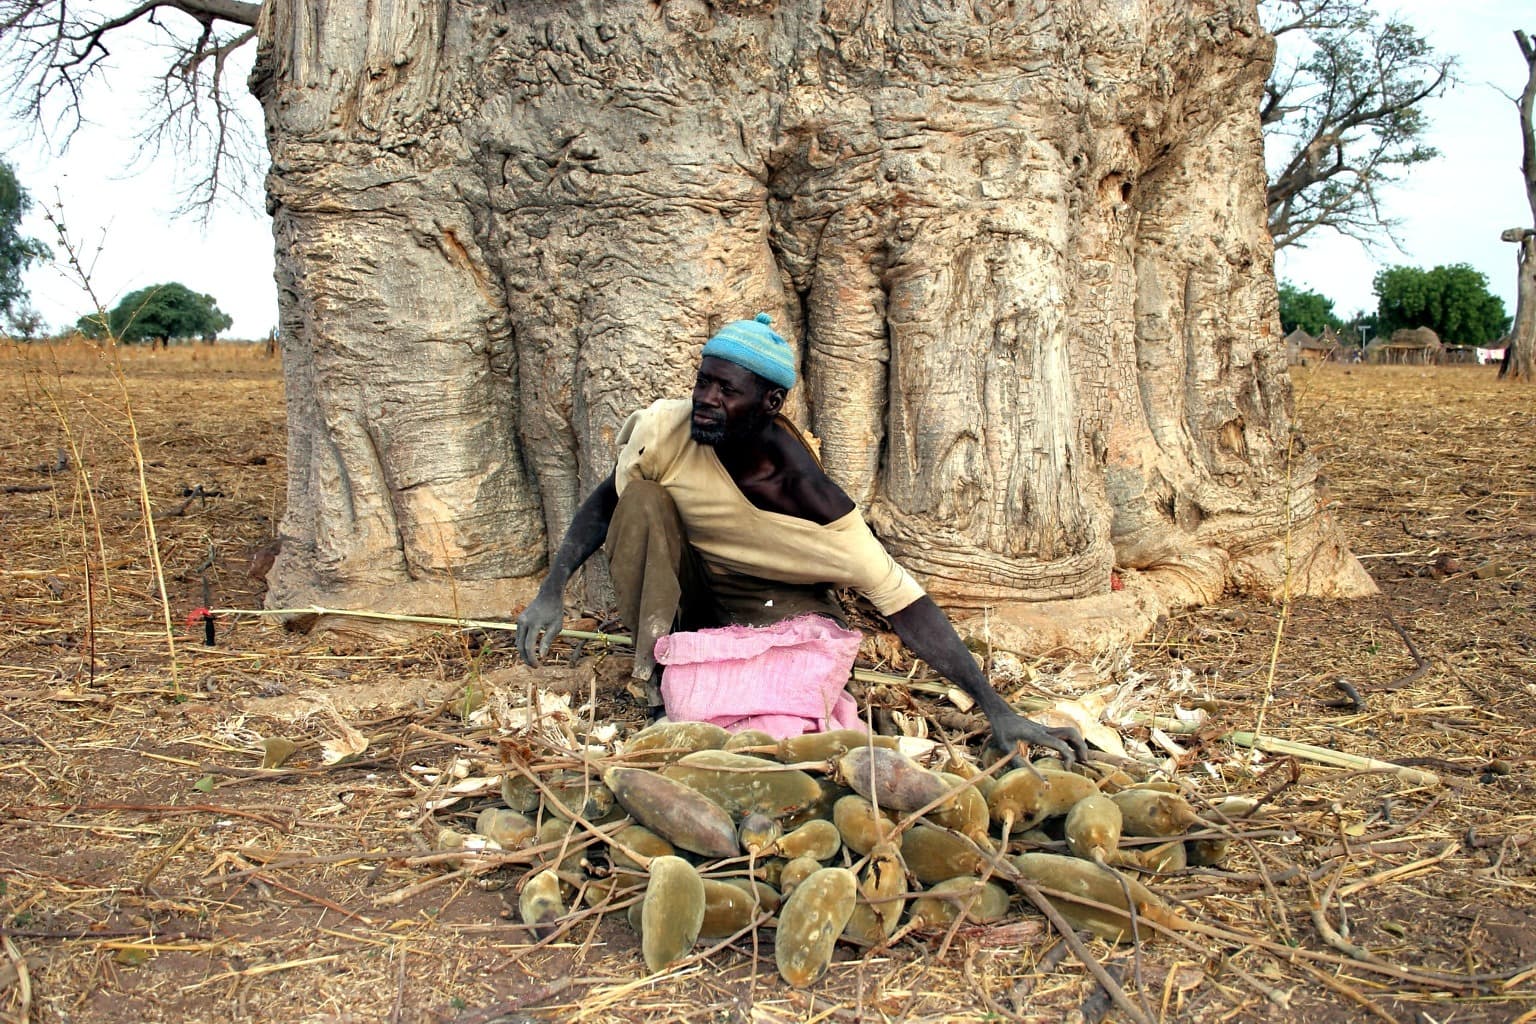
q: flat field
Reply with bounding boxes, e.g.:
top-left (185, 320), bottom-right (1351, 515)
top-left (1, 342), bottom-right (1533, 1023)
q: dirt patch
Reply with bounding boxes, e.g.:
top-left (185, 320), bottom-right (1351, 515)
top-left (2, 346), bottom-right (1534, 1023)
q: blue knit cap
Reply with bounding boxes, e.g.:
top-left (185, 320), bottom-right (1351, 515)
top-left (701, 313), bottom-right (797, 390)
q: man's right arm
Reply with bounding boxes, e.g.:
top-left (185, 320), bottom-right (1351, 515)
top-left (515, 471), bottom-right (620, 665)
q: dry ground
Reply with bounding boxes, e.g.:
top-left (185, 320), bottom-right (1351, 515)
top-left (1, 341), bottom-right (1533, 1024)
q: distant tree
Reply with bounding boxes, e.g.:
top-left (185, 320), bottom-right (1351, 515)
top-left (1278, 282), bottom-right (1345, 335)
top-left (1261, 0), bottom-right (1453, 250)
top-left (1502, 30), bottom-right (1535, 381)
top-left (78, 283), bottom-right (233, 345)
top-left (0, 158), bottom-right (50, 331)
top-left (1373, 264), bottom-right (1511, 346)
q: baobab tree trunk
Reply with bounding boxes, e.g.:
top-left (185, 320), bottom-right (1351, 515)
top-left (1503, 30), bottom-right (1536, 383)
top-left (252, 0), bottom-right (1373, 648)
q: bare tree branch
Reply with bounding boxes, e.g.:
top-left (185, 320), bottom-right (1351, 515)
top-left (0, 0), bottom-right (261, 212)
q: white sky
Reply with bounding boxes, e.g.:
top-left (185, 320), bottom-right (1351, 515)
top-left (3, 2), bottom-right (1532, 338)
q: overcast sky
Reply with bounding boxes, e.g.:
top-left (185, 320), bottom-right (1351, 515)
top-left (3, 2), bottom-right (1532, 339)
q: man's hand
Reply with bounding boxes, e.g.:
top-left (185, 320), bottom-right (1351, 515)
top-left (988, 708), bottom-right (1089, 769)
top-left (515, 591), bottom-right (565, 666)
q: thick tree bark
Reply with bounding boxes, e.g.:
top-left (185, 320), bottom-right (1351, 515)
top-left (253, 0), bottom-right (1373, 644)
top-left (1503, 30), bottom-right (1536, 383)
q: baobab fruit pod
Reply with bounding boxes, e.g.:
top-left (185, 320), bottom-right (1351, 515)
top-left (775, 819), bottom-right (841, 862)
top-left (723, 878), bottom-right (782, 914)
top-left (776, 729), bottom-right (896, 763)
top-left (781, 777), bottom-right (848, 830)
top-left (476, 807), bottom-right (535, 850)
top-left (640, 856), bottom-right (706, 971)
top-left (908, 877), bottom-right (1012, 929)
top-left (624, 720), bottom-right (731, 766)
top-left (1065, 794), bottom-right (1123, 864)
top-left (775, 867), bottom-right (858, 988)
top-left (927, 772), bottom-right (990, 839)
top-left (519, 869), bottom-right (566, 939)
top-left (609, 824), bottom-right (675, 872)
top-left (940, 756), bottom-right (999, 804)
top-left (833, 794), bottom-right (899, 856)
top-left (603, 766), bottom-right (740, 858)
top-left (1010, 852), bottom-right (1183, 943)
top-left (1123, 839), bottom-right (1187, 874)
top-left (661, 749), bottom-right (823, 820)
top-left (838, 746), bottom-right (951, 813)
top-left (738, 812), bottom-right (782, 856)
top-left (500, 771), bottom-right (541, 813)
top-left (544, 773), bottom-right (617, 823)
top-left (699, 878), bottom-right (763, 939)
top-left (900, 824), bottom-right (991, 884)
top-left (858, 842), bottom-right (907, 938)
top-left (988, 768), bottom-right (1048, 833)
top-left (779, 855), bottom-right (824, 894)
top-left (1110, 789), bottom-right (1201, 837)
top-left (723, 728), bottom-right (777, 752)
top-left (1027, 770), bottom-right (1101, 826)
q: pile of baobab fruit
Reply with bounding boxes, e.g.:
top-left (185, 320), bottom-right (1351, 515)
top-left (452, 722), bottom-right (1253, 988)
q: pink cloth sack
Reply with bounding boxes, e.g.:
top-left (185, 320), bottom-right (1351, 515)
top-left (653, 614), bottom-right (865, 739)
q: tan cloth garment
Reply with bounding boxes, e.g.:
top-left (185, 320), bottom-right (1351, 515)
top-left (604, 480), bottom-right (845, 681)
top-left (613, 399), bottom-right (926, 616)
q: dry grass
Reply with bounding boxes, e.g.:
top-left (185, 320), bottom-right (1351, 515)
top-left (1, 343), bottom-right (1533, 1023)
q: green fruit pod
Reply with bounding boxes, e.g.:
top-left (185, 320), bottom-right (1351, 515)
top-left (779, 855), bottom-right (823, 894)
top-left (738, 812), bottom-right (783, 856)
top-left (775, 867), bottom-right (858, 988)
top-left (1027, 770), bottom-right (1101, 826)
top-left (661, 749), bottom-right (824, 820)
top-left (519, 869), bottom-right (566, 939)
top-left (987, 768), bottom-right (1047, 832)
top-left (833, 794), bottom-right (899, 856)
top-left (927, 772), bottom-right (990, 839)
top-left (723, 729), bottom-right (778, 752)
top-left (641, 856), bottom-right (706, 971)
top-left (500, 771), bottom-right (541, 813)
top-left (775, 729), bottom-right (897, 763)
top-left (859, 842), bottom-right (907, 938)
top-left (476, 808), bottom-right (535, 850)
top-left (624, 721), bottom-right (731, 766)
top-left (1009, 852), bottom-right (1182, 943)
top-left (1110, 789), bottom-right (1201, 837)
top-left (723, 878), bottom-right (782, 914)
top-left (775, 819), bottom-right (842, 861)
top-left (1064, 794), bottom-right (1123, 863)
top-left (610, 824), bottom-right (676, 873)
top-left (604, 766), bottom-right (740, 858)
top-left (908, 877), bottom-right (1011, 929)
top-left (699, 878), bottom-right (765, 938)
top-left (900, 824), bottom-right (991, 884)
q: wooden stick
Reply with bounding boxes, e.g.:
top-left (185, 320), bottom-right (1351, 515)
top-left (1223, 731), bottom-right (1441, 787)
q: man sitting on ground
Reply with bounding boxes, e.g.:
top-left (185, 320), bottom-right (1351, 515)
top-left (515, 313), bottom-right (1085, 763)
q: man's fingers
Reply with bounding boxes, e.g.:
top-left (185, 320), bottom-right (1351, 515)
top-left (538, 626), bottom-right (557, 659)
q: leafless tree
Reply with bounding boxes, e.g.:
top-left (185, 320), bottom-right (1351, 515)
top-left (0, 0), bottom-right (261, 211)
top-left (1260, 0), bottom-right (1454, 250)
top-left (1501, 29), bottom-right (1536, 381)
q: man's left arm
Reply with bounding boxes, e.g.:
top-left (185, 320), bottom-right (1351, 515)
top-left (887, 596), bottom-right (1088, 766)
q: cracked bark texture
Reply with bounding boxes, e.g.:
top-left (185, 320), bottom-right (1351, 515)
top-left (253, 0), bottom-right (1374, 641)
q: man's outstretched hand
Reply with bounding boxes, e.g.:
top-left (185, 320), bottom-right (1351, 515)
top-left (988, 708), bottom-right (1089, 768)
top-left (515, 591), bottom-right (564, 666)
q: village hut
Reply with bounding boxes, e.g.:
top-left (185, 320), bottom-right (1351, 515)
top-left (1366, 326), bottom-right (1443, 366)
top-left (1284, 328), bottom-right (1315, 366)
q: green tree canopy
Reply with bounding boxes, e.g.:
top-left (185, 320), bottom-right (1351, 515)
top-left (0, 159), bottom-right (50, 328)
top-left (77, 282), bottom-right (234, 343)
top-left (1278, 283), bottom-right (1344, 335)
top-left (1372, 264), bottom-right (1511, 346)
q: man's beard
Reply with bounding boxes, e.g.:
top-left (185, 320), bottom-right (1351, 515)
top-left (690, 405), bottom-right (769, 446)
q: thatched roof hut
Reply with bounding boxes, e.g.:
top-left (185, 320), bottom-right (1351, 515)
top-left (1366, 326), bottom-right (1442, 366)
top-left (1284, 328), bottom-right (1315, 366)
